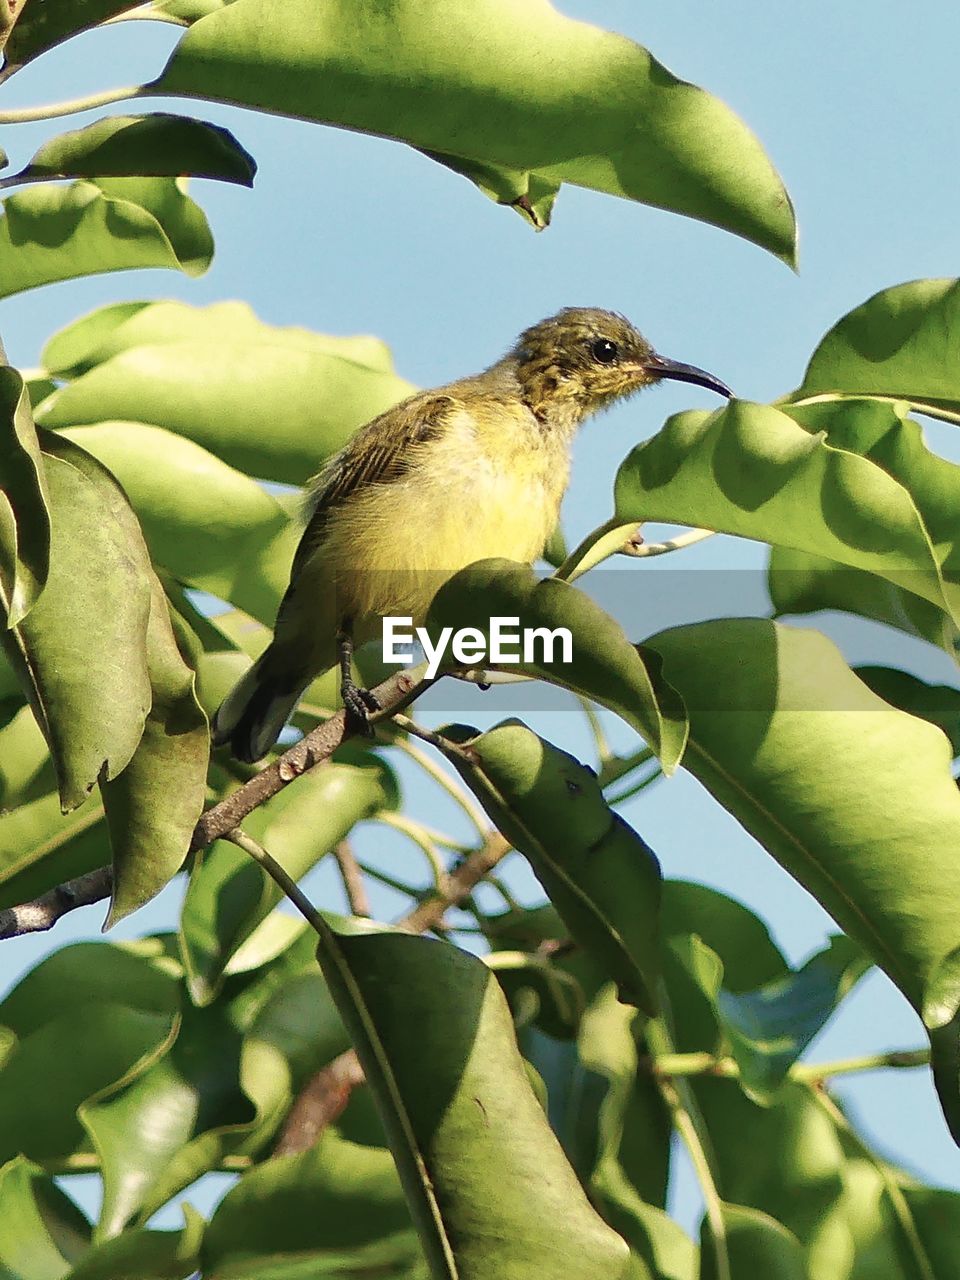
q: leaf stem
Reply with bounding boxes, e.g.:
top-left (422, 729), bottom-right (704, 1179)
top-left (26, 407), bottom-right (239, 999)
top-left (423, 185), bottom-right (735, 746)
top-left (0, 84), bottom-right (145, 124)
top-left (814, 1089), bottom-right (937, 1280)
top-left (647, 1047), bottom-right (929, 1080)
top-left (224, 827), bottom-right (326, 936)
top-left (394, 734), bottom-right (490, 839)
top-left (621, 526), bottom-right (717, 559)
top-left (375, 810), bottom-right (450, 893)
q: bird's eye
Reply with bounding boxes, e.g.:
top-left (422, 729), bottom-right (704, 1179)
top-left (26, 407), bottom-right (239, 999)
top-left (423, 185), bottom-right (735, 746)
top-left (590, 338), bottom-right (619, 364)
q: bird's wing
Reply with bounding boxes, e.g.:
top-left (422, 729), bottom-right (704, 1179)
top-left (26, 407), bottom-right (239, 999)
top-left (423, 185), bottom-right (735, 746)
top-left (289, 391), bottom-right (459, 581)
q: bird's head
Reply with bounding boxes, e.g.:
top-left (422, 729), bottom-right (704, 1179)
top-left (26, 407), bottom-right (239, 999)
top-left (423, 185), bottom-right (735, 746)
top-left (511, 307), bottom-right (731, 427)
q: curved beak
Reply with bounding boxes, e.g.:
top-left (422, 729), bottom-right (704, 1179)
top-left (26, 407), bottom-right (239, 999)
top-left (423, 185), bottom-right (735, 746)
top-left (645, 352), bottom-right (733, 399)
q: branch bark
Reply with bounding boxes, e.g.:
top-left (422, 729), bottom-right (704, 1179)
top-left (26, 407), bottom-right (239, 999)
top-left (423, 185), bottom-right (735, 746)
top-left (0, 668), bottom-right (426, 940)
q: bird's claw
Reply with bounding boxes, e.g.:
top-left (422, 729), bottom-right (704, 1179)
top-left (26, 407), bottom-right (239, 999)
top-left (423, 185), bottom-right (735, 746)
top-left (342, 680), bottom-right (381, 737)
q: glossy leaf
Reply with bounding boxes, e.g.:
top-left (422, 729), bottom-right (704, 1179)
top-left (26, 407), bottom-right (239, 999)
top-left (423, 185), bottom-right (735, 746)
top-left (453, 719), bottom-right (662, 1013)
top-left (55, 422), bottom-right (297, 626)
top-left (16, 114), bottom-right (256, 186)
top-left (41, 298), bottom-right (397, 380)
top-left (428, 559), bottom-right (688, 772)
top-left (0, 178), bottom-right (213, 301)
top-left (156, 0), bottom-right (796, 260)
top-left (648, 618), bottom-right (960, 1139)
top-left (313, 918), bottom-right (632, 1279)
top-left (36, 334), bottom-right (414, 486)
top-left (3, 451), bottom-right (152, 811)
top-left (0, 1156), bottom-right (90, 1277)
top-left (0, 367), bottom-right (50, 627)
top-left (615, 400), bottom-right (956, 625)
top-left (180, 753), bottom-right (396, 1004)
top-left (797, 278), bottom-right (960, 416)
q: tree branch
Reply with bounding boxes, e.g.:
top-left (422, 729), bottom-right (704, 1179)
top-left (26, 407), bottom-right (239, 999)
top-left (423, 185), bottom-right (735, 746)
top-left (333, 840), bottom-right (370, 917)
top-left (0, 667), bottom-right (427, 943)
top-left (0, 866), bottom-right (113, 940)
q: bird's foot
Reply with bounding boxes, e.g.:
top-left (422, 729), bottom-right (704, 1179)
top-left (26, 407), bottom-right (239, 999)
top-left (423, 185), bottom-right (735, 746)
top-left (342, 678), bottom-right (381, 737)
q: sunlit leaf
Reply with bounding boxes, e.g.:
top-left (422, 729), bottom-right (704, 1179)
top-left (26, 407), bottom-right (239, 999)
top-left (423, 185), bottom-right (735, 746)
top-left (314, 917), bottom-right (632, 1279)
top-left (700, 1203), bottom-right (806, 1280)
top-left (428, 559), bottom-right (688, 772)
top-left (797, 278), bottom-right (960, 417)
top-left (0, 367), bottom-right (50, 627)
top-left (451, 718), bottom-right (663, 1013)
top-left (156, 0), bottom-right (796, 259)
top-left (0, 1156), bottom-right (90, 1277)
top-left (649, 618), bottom-right (960, 1140)
top-left (2, 451), bottom-right (153, 811)
top-left (54, 422), bottom-right (297, 626)
top-left (3, 0), bottom-right (142, 66)
top-left (0, 178), bottom-right (213, 300)
top-left (0, 789), bottom-right (106, 908)
top-left (615, 399), bottom-right (956, 626)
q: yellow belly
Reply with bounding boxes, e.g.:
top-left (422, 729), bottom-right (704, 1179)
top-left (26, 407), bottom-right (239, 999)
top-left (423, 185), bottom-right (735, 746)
top-left (311, 409), bottom-right (568, 626)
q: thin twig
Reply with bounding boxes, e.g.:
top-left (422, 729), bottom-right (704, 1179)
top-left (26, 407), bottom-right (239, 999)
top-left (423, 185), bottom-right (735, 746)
top-left (0, 866), bottom-right (113, 940)
top-left (620, 526), bottom-right (716, 559)
top-left (0, 84), bottom-right (144, 123)
top-left (332, 840), bottom-right (370, 917)
top-left (192, 668), bottom-right (426, 850)
top-left (644, 1047), bottom-right (930, 1081)
top-left (224, 828), bottom-right (326, 935)
top-left (394, 735), bottom-right (490, 839)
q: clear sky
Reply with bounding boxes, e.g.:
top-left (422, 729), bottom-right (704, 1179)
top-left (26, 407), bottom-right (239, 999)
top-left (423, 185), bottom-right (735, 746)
top-left (1, 0), bottom-right (959, 1236)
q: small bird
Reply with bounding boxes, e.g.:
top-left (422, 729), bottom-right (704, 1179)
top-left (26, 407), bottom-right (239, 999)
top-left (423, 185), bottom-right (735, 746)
top-left (213, 308), bottom-right (731, 761)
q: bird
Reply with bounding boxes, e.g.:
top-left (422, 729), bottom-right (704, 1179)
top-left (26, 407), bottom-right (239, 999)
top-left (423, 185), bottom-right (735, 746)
top-left (212, 307), bottom-right (732, 761)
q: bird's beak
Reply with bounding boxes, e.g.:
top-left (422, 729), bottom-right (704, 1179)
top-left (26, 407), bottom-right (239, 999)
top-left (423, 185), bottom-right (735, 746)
top-left (644, 352), bottom-right (733, 399)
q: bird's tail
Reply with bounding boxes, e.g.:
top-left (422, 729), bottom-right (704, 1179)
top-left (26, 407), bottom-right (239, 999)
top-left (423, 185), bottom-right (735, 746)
top-left (211, 645), bottom-right (306, 764)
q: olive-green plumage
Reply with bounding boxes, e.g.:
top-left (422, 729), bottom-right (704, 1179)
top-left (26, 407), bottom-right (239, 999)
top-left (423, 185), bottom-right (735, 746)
top-left (213, 307), bottom-right (730, 761)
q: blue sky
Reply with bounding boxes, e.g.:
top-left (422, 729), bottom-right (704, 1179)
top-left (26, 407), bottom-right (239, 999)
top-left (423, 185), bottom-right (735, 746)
top-left (1, 0), bottom-right (959, 1236)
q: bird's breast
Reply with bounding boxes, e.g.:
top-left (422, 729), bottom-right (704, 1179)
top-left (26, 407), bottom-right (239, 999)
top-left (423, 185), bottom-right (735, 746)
top-left (319, 406), bottom-right (569, 622)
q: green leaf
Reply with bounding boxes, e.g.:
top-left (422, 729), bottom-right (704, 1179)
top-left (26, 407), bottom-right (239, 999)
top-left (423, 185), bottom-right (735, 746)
top-left (64, 1211), bottom-right (204, 1280)
top-left (769, 546), bottom-right (959, 655)
top-left (180, 752), bottom-right (396, 1004)
top-left (0, 1004), bottom-right (175, 1164)
top-left (38, 431), bottom-right (209, 921)
top-left (0, 703), bottom-right (54, 808)
top-left (648, 618), bottom-right (960, 1139)
top-left (451, 719), bottom-right (663, 1014)
top-left (202, 1134), bottom-right (416, 1275)
top-left (42, 298), bottom-right (397, 380)
top-left (15, 114), bottom-right (256, 186)
top-left (0, 178), bottom-right (213, 300)
top-left (3, 1), bottom-right (143, 66)
top-left (661, 880), bottom-right (787, 992)
top-left (615, 399), bottom-right (955, 626)
top-left (156, 0), bottom-right (796, 260)
top-left (899, 1186), bottom-right (960, 1280)
top-left (700, 1203), bottom-right (807, 1280)
top-left (2, 450), bottom-right (153, 811)
top-left (855, 666), bottom-right (960, 757)
top-left (313, 918), bottom-right (632, 1279)
top-left (0, 790), bottom-right (106, 908)
top-left (0, 367), bottom-right (50, 627)
top-left (54, 422), bottom-right (297, 626)
top-left (0, 1156), bottom-right (90, 1278)
top-left (80, 1002), bottom-right (255, 1235)
top-left (427, 560), bottom-right (688, 772)
top-left (36, 327), bottom-right (414, 486)
top-left (718, 935), bottom-right (870, 1101)
top-left (0, 939), bottom-right (179, 1036)
top-left (796, 278), bottom-right (960, 416)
